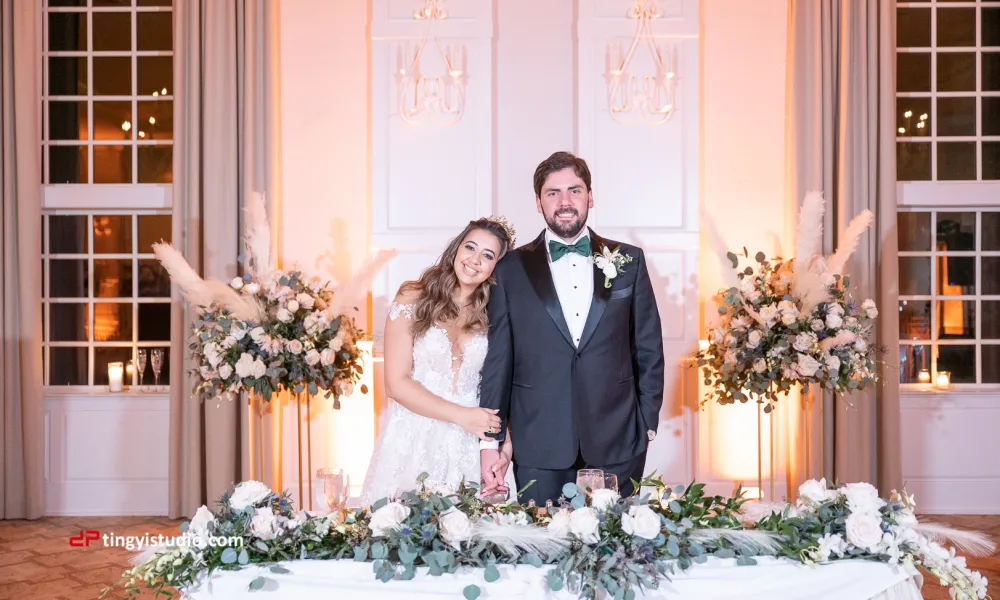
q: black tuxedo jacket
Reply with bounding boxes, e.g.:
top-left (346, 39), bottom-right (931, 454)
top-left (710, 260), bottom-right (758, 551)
top-left (479, 229), bottom-right (665, 469)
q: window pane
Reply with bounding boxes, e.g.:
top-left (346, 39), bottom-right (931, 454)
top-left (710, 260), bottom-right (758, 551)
top-left (93, 302), bottom-right (133, 341)
top-left (92, 215), bottom-right (132, 254)
top-left (984, 8), bottom-right (1000, 47)
top-left (49, 0), bottom-right (87, 6)
top-left (898, 53), bottom-right (931, 92)
top-left (48, 57), bottom-right (88, 96)
top-left (983, 257), bottom-right (1000, 295)
top-left (137, 56), bottom-right (172, 96)
top-left (937, 142), bottom-right (976, 180)
top-left (48, 12), bottom-right (86, 52)
top-left (92, 12), bottom-right (132, 51)
top-left (138, 260), bottom-right (171, 297)
top-left (937, 345), bottom-right (976, 383)
top-left (984, 53), bottom-right (1000, 92)
top-left (897, 142), bottom-right (931, 181)
top-left (137, 346), bottom-right (170, 384)
top-left (936, 8), bottom-right (975, 47)
top-left (983, 302), bottom-right (1000, 340)
top-left (137, 101), bottom-right (172, 140)
top-left (899, 345), bottom-right (930, 384)
top-left (95, 259), bottom-right (133, 297)
top-left (900, 300), bottom-right (931, 340)
top-left (937, 97), bottom-right (975, 136)
top-left (137, 12), bottom-right (172, 51)
top-left (898, 212), bottom-right (931, 251)
top-left (94, 0), bottom-right (134, 6)
top-left (984, 142), bottom-right (1000, 181)
top-left (48, 101), bottom-right (88, 141)
top-left (50, 303), bottom-right (88, 341)
top-left (983, 212), bottom-right (1000, 251)
top-left (983, 346), bottom-right (1000, 384)
top-left (936, 212), bottom-right (975, 250)
top-left (49, 145), bottom-right (88, 184)
top-left (93, 57), bottom-right (132, 96)
top-left (897, 98), bottom-right (930, 137)
top-left (937, 300), bottom-right (975, 339)
top-left (48, 215), bottom-right (88, 254)
top-left (50, 260), bottom-right (88, 297)
top-left (897, 8), bottom-right (931, 47)
top-left (94, 145), bottom-right (133, 184)
top-left (984, 98), bottom-right (1000, 136)
top-left (938, 256), bottom-right (975, 293)
top-left (94, 347), bottom-right (134, 386)
top-left (138, 0), bottom-right (173, 5)
top-left (900, 257), bottom-right (932, 295)
top-left (138, 303), bottom-right (171, 340)
top-left (137, 215), bottom-right (171, 253)
top-left (138, 146), bottom-right (172, 183)
top-left (93, 101), bottom-right (133, 141)
top-left (937, 53), bottom-right (975, 92)
top-left (49, 347), bottom-right (88, 386)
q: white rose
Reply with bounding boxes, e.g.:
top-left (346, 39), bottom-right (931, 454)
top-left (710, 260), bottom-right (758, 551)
top-left (204, 342), bottom-right (222, 367)
top-left (810, 319), bottom-right (825, 332)
top-left (825, 355), bottom-right (841, 375)
top-left (232, 326), bottom-right (248, 341)
top-left (724, 350), bottom-right (738, 366)
top-left (296, 292), bottom-right (315, 310)
top-left (781, 313), bottom-right (798, 326)
top-left (569, 507), bottom-right (600, 544)
top-left (844, 512), bottom-right (883, 552)
top-left (287, 300), bottom-right (300, 313)
top-left (548, 509), bottom-right (572, 538)
top-left (591, 488), bottom-right (620, 512)
top-left (798, 478), bottom-right (835, 506)
top-left (200, 366), bottom-right (213, 380)
top-left (250, 327), bottom-right (266, 343)
top-left (826, 313), bottom-right (843, 329)
top-left (229, 480), bottom-right (272, 511)
top-left (816, 532), bottom-right (847, 562)
top-left (438, 508), bottom-right (473, 550)
top-left (277, 308), bottom-right (293, 323)
top-left (369, 502), bottom-right (411, 537)
top-left (795, 354), bottom-right (821, 378)
top-left (218, 364), bottom-right (234, 380)
top-left (286, 339), bottom-right (304, 355)
top-left (251, 358), bottom-right (267, 378)
top-left (828, 303), bottom-right (845, 316)
top-left (602, 264), bottom-right (617, 280)
top-left (250, 506), bottom-right (279, 541)
top-left (854, 338), bottom-right (868, 352)
top-left (841, 482), bottom-right (885, 516)
top-left (189, 505), bottom-right (216, 541)
top-left (234, 353), bottom-right (257, 379)
top-left (222, 335), bottom-right (237, 349)
top-left (305, 349), bottom-right (321, 366)
top-left (777, 300), bottom-right (798, 315)
top-left (895, 509), bottom-right (917, 528)
top-left (753, 358), bottom-right (767, 373)
top-left (731, 317), bottom-right (748, 331)
top-left (230, 277), bottom-right (244, 290)
top-left (621, 505), bottom-right (661, 540)
top-left (794, 332), bottom-right (817, 352)
top-left (759, 305), bottom-right (779, 325)
top-left (747, 330), bottom-right (763, 349)
top-left (330, 336), bottom-right (344, 352)
top-left (862, 299), bottom-right (878, 319)
top-left (244, 282), bottom-right (261, 295)
top-left (320, 348), bottom-right (337, 366)
top-left (845, 316), bottom-right (858, 327)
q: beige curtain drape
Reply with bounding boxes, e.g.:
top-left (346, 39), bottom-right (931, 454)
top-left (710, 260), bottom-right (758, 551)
top-left (169, 0), bottom-right (283, 519)
top-left (1, 0), bottom-right (44, 520)
top-left (784, 0), bottom-right (902, 493)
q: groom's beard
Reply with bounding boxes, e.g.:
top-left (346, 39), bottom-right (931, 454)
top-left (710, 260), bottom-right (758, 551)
top-left (544, 208), bottom-right (587, 240)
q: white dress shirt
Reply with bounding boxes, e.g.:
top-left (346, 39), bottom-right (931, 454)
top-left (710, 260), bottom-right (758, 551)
top-left (481, 228), bottom-right (594, 451)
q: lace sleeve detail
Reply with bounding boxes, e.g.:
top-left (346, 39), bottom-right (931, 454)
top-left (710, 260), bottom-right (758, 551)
top-left (388, 302), bottom-right (415, 321)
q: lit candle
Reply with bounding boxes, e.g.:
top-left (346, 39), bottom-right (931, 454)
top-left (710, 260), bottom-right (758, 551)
top-left (918, 369), bottom-right (931, 384)
top-left (108, 362), bottom-right (124, 392)
top-left (935, 371), bottom-right (951, 390)
top-left (126, 361), bottom-right (135, 387)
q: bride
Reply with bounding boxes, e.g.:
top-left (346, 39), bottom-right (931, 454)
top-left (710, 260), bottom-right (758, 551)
top-left (360, 217), bottom-right (518, 505)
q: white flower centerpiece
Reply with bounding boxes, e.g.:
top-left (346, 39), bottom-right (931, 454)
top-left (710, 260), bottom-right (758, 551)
top-left (696, 193), bottom-right (880, 410)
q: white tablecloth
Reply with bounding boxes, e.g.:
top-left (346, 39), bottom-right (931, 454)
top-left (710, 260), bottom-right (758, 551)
top-left (186, 557), bottom-right (923, 600)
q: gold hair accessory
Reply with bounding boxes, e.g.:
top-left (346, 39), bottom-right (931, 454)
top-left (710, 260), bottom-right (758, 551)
top-left (485, 215), bottom-right (516, 246)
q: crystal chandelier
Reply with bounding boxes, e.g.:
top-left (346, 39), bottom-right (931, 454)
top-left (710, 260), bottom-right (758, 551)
top-left (396, 0), bottom-right (467, 126)
top-left (604, 0), bottom-right (678, 125)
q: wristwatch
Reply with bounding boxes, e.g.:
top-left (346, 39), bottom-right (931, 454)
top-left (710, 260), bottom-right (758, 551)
top-left (647, 429), bottom-right (656, 441)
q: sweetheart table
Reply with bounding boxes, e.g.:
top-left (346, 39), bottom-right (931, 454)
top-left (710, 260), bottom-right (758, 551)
top-left (185, 556), bottom-right (923, 600)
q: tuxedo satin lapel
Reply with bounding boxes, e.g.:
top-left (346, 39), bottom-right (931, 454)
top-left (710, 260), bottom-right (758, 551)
top-left (578, 230), bottom-right (611, 350)
top-left (522, 232), bottom-right (574, 347)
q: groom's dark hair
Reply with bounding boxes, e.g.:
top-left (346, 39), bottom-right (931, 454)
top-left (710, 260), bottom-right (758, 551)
top-left (533, 151), bottom-right (592, 197)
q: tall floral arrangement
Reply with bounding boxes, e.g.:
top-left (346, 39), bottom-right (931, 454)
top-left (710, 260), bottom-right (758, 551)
top-left (154, 193), bottom-right (394, 406)
top-left (696, 192), bottom-right (880, 409)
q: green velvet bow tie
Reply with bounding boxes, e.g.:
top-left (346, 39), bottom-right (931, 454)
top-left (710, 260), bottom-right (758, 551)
top-left (548, 236), bottom-right (591, 261)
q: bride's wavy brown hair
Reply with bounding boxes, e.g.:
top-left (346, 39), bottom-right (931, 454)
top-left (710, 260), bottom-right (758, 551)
top-left (401, 218), bottom-right (514, 338)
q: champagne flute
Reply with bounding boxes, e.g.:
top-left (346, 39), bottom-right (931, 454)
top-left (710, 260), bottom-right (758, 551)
top-left (316, 468), bottom-right (349, 512)
top-left (604, 473), bottom-right (619, 493)
top-left (576, 469), bottom-right (605, 495)
top-left (151, 349), bottom-right (164, 391)
top-left (136, 350), bottom-right (148, 392)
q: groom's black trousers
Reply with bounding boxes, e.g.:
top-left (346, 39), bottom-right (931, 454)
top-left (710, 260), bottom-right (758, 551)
top-left (513, 449), bottom-right (647, 506)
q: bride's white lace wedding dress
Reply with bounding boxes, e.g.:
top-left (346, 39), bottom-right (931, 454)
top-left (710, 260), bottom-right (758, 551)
top-left (359, 302), bottom-right (515, 506)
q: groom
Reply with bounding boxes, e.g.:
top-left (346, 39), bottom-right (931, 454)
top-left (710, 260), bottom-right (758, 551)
top-left (479, 151), bottom-right (664, 504)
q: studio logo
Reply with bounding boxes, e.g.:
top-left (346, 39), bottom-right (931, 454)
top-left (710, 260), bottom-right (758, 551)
top-left (69, 530), bottom-right (100, 547)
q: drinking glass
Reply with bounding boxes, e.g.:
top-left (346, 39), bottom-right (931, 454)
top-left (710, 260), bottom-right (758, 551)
top-left (150, 349), bottom-right (164, 390)
top-left (576, 469), bottom-right (605, 494)
top-left (316, 468), bottom-right (350, 512)
top-left (137, 349), bottom-right (148, 391)
top-left (604, 473), bottom-right (619, 493)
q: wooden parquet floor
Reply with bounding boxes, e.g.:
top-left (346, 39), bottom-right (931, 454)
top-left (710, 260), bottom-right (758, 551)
top-left (0, 514), bottom-right (997, 599)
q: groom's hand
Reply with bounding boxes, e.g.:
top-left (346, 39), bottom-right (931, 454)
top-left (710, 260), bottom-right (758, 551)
top-left (480, 449), bottom-right (507, 497)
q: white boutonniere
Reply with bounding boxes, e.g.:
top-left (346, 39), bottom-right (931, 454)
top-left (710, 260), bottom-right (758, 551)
top-left (591, 245), bottom-right (633, 289)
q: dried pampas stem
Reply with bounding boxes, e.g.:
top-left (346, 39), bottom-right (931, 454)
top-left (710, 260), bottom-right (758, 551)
top-left (819, 330), bottom-right (857, 352)
top-left (326, 249), bottom-right (398, 318)
top-left (243, 192), bottom-right (272, 281)
top-left (470, 520), bottom-right (569, 559)
top-left (794, 191), bottom-right (825, 269)
top-left (826, 209), bottom-right (874, 276)
top-left (914, 522), bottom-right (997, 558)
top-left (688, 528), bottom-right (783, 555)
